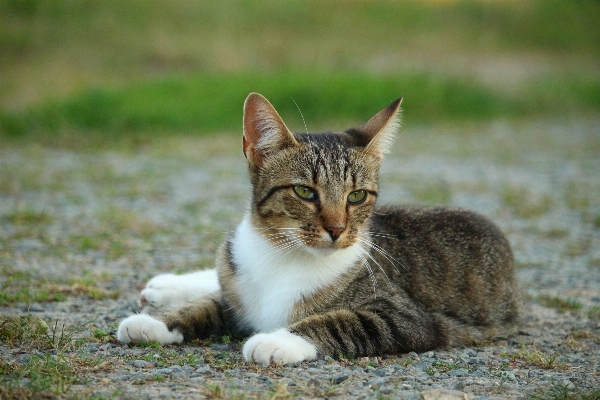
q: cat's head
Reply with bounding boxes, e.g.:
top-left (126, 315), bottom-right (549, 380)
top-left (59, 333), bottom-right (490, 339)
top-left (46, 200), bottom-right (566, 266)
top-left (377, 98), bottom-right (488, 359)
top-left (242, 93), bottom-right (401, 255)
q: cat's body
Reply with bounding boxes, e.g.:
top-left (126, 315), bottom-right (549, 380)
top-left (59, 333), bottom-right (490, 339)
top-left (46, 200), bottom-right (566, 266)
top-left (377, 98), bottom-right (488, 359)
top-left (118, 93), bottom-right (519, 365)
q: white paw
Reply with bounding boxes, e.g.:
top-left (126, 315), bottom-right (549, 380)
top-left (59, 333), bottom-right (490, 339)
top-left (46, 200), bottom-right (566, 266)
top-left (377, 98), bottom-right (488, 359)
top-left (117, 314), bottom-right (183, 344)
top-left (140, 270), bottom-right (219, 313)
top-left (242, 329), bottom-right (318, 366)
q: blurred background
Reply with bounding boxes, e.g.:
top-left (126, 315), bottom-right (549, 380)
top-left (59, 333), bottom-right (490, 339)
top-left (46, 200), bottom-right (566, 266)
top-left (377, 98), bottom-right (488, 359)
top-left (0, 0), bottom-right (599, 144)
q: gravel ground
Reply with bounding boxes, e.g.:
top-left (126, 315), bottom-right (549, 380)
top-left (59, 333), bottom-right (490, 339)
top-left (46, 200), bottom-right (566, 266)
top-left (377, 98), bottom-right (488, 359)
top-left (1, 119), bottom-right (599, 399)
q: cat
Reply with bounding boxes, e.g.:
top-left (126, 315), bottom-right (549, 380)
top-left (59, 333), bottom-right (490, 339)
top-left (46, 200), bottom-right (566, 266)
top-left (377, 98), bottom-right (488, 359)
top-left (117, 92), bottom-right (519, 366)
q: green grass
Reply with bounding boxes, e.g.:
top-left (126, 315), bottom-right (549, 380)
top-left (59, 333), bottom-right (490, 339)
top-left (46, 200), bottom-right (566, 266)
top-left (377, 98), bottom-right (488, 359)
top-left (0, 315), bottom-right (50, 349)
top-left (510, 345), bottom-right (560, 370)
top-left (538, 295), bottom-right (583, 313)
top-left (1, 353), bottom-right (78, 398)
top-left (0, 71), bottom-right (523, 137)
top-left (0, 315), bottom-right (101, 399)
top-left (2, 210), bottom-right (53, 225)
top-left (530, 383), bottom-right (600, 400)
top-left (0, 267), bottom-right (119, 306)
top-left (1, 0), bottom-right (599, 143)
top-left (2, 70), bottom-right (599, 141)
top-left (0, 314), bottom-right (90, 353)
top-left (2, 1), bottom-right (598, 84)
top-left (410, 180), bottom-right (453, 205)
top-left (588, 306), bottom-right (600, 321)
top-left (0, 269), bottom-right (68, 305)
top-left (500, 184), bottom-right (554, 219)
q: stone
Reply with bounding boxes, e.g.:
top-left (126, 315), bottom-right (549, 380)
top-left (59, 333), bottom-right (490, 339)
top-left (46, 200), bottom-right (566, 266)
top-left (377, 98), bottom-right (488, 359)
top-left (131, 360), bottom-right (155, 369)
top-left (413, 362), bottom-right (430, 371)
top-left (332, 374), bottom-right (349, 384)
top-left (155, 368), bottom-right (173, 374)
top-left (448, 368), bottom-right (469, 377)
top-left (366, 378), bottom-right (385, 389)
top-left (26, 303), bottom-right (44, 312)
top-left (421, 389), bottom-right (470, 400)
top-left (195, 365), bottom-right (212, 374)
top-left (210, 343), bottom-right (230, 351)
top-left (379, 386), bottom-right (394, 395)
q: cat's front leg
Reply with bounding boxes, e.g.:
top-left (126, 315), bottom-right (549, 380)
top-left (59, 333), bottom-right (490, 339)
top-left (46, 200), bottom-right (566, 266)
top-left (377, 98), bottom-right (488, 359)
top-left (244, 305), bottom-right (451, 365)
top-left (140, 269), bottom-right (220, 313)
top-left (242, 329), bottom-right (318, 366)
top-left (117, 314), bottom-right (184, 344)
top-left (117, 292), bottom-right (226, 344)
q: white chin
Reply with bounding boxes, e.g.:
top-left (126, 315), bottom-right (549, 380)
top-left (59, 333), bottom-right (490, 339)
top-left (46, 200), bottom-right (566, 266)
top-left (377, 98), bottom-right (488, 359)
top-left (305, 246), bottom-right (339, 257)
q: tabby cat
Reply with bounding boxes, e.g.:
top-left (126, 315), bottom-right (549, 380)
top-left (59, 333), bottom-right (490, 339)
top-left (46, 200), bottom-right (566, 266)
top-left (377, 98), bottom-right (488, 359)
top-left (117, 93), bottom-right (519, 365)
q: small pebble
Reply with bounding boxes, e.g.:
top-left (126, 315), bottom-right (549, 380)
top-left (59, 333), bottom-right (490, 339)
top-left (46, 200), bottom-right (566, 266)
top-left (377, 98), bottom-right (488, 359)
top-left (332, 374), bottom-right (349, 384)
top-left (195, 366), bottom-right (212, 374)
top-left (27, 303), bottom-right (45, 312)
top-left (155, 368), bottom-right (173, 375)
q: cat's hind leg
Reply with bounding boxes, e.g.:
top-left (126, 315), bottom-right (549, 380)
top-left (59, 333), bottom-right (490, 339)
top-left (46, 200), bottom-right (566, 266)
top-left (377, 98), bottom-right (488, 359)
top-left (140, 269), bottom-right (219, 313)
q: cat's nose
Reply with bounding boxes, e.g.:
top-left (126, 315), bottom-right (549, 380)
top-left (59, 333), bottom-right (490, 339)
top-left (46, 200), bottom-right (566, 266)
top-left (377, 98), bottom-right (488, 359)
top-left (326, 226), bottom-right (345, 241)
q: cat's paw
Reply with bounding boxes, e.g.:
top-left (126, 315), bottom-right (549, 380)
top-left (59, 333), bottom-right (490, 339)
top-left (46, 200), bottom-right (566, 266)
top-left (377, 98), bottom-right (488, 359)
top-left (242, 329), bottom-right (317, 366)
top-left (117, 314), bottom-right (183, 345)
top-left (140, 270), bottom-right (219, 313)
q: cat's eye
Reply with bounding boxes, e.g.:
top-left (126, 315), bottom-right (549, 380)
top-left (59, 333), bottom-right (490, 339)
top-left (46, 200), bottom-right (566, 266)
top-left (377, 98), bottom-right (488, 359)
top-left (348, 190), bottom-right (367, 204)
top-left (294, 185), bottom-right (317, 201)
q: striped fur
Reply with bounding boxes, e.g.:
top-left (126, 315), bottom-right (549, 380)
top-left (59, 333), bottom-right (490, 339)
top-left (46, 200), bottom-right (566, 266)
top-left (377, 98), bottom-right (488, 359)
top-left (121, 93), bottom-right (519, 363)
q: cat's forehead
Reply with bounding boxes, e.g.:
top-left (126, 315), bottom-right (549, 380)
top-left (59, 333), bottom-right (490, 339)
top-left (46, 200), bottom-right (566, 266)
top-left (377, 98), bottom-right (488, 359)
top-left (294, 132), bottom-right (362, 158)
top-left (289, 132), bottom-right (377, 185)
top-left (293, 131), bottom-right (360, 148)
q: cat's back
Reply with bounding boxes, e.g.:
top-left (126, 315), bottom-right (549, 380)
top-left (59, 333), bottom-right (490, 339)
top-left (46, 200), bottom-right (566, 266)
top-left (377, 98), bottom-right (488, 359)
top-left (371, 205), bottom-right (512, 262)
top-left (369, 205), bottom-right (518, 329)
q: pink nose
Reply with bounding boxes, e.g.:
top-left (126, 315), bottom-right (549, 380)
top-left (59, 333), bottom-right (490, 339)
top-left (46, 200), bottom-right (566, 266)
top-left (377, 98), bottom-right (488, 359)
top-left (326, 226), bottom-right (345, 241)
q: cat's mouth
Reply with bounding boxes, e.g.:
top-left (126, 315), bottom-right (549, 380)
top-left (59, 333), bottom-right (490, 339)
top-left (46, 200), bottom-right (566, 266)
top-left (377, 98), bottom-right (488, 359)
top-left (301, 233), bottom-right (364, 259)
top-left (260, 225), bottom-right (356, 254)
top-left (298, 230), bottom-right (356, 252)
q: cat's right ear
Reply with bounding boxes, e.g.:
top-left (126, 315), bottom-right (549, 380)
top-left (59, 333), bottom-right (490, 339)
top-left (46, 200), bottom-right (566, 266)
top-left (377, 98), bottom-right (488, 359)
top-left (243, 93), bottom-right (299, 168)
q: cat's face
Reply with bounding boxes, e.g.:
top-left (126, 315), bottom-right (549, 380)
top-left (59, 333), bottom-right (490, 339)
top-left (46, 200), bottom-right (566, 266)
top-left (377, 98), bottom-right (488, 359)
top-left (242, 93), bottom-right (401, 255)
top-left (251, 134), bottom-right (381, 253)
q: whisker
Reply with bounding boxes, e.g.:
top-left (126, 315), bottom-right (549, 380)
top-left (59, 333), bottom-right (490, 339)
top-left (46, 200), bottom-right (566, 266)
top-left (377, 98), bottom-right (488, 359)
top-left (258, 239), bottom-right (303, 265)
top-left (365, 239), bottom-right (408, 272)
top-left (371, 211), bottom-right (393, 216)
top-left (368, 231), bottom-right (398, 240)
top-left (358, 237), bottom-right (408, 273)
top-left (252, 226), bottom-right (301, 232)
top-left (358, 254), bottom-right (378, 298)
top-left (262, 233), bottom-right (295, 239)
top-left (359, 247), bottom-right (393, 288)
top-left (291, 97), bottom-right (309, 135)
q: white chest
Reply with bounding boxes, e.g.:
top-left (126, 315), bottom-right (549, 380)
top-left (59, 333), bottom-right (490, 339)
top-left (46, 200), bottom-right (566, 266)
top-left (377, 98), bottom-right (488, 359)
top-left (231, 216), bottom-right (361, 333)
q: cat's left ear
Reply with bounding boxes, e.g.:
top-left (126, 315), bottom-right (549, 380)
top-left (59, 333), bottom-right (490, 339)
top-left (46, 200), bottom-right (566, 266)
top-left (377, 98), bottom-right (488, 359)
top-left (243, 92), bottom-right (299, 168)
top-left (350, 98), bottom-right (402, 160)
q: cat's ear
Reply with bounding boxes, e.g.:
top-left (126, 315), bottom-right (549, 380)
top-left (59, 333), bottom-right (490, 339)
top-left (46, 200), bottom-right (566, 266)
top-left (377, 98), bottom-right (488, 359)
top-left (351, 98), bottom-right (402, 160)
top-left (243, 92), bottom-right (299, 167)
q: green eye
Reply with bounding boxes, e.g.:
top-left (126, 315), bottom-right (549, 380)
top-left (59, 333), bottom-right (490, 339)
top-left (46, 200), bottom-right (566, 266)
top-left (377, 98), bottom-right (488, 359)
top-left (348, 190), bottom-right (366, 204)
top-left (294, 185), bottom-right (316, 200)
